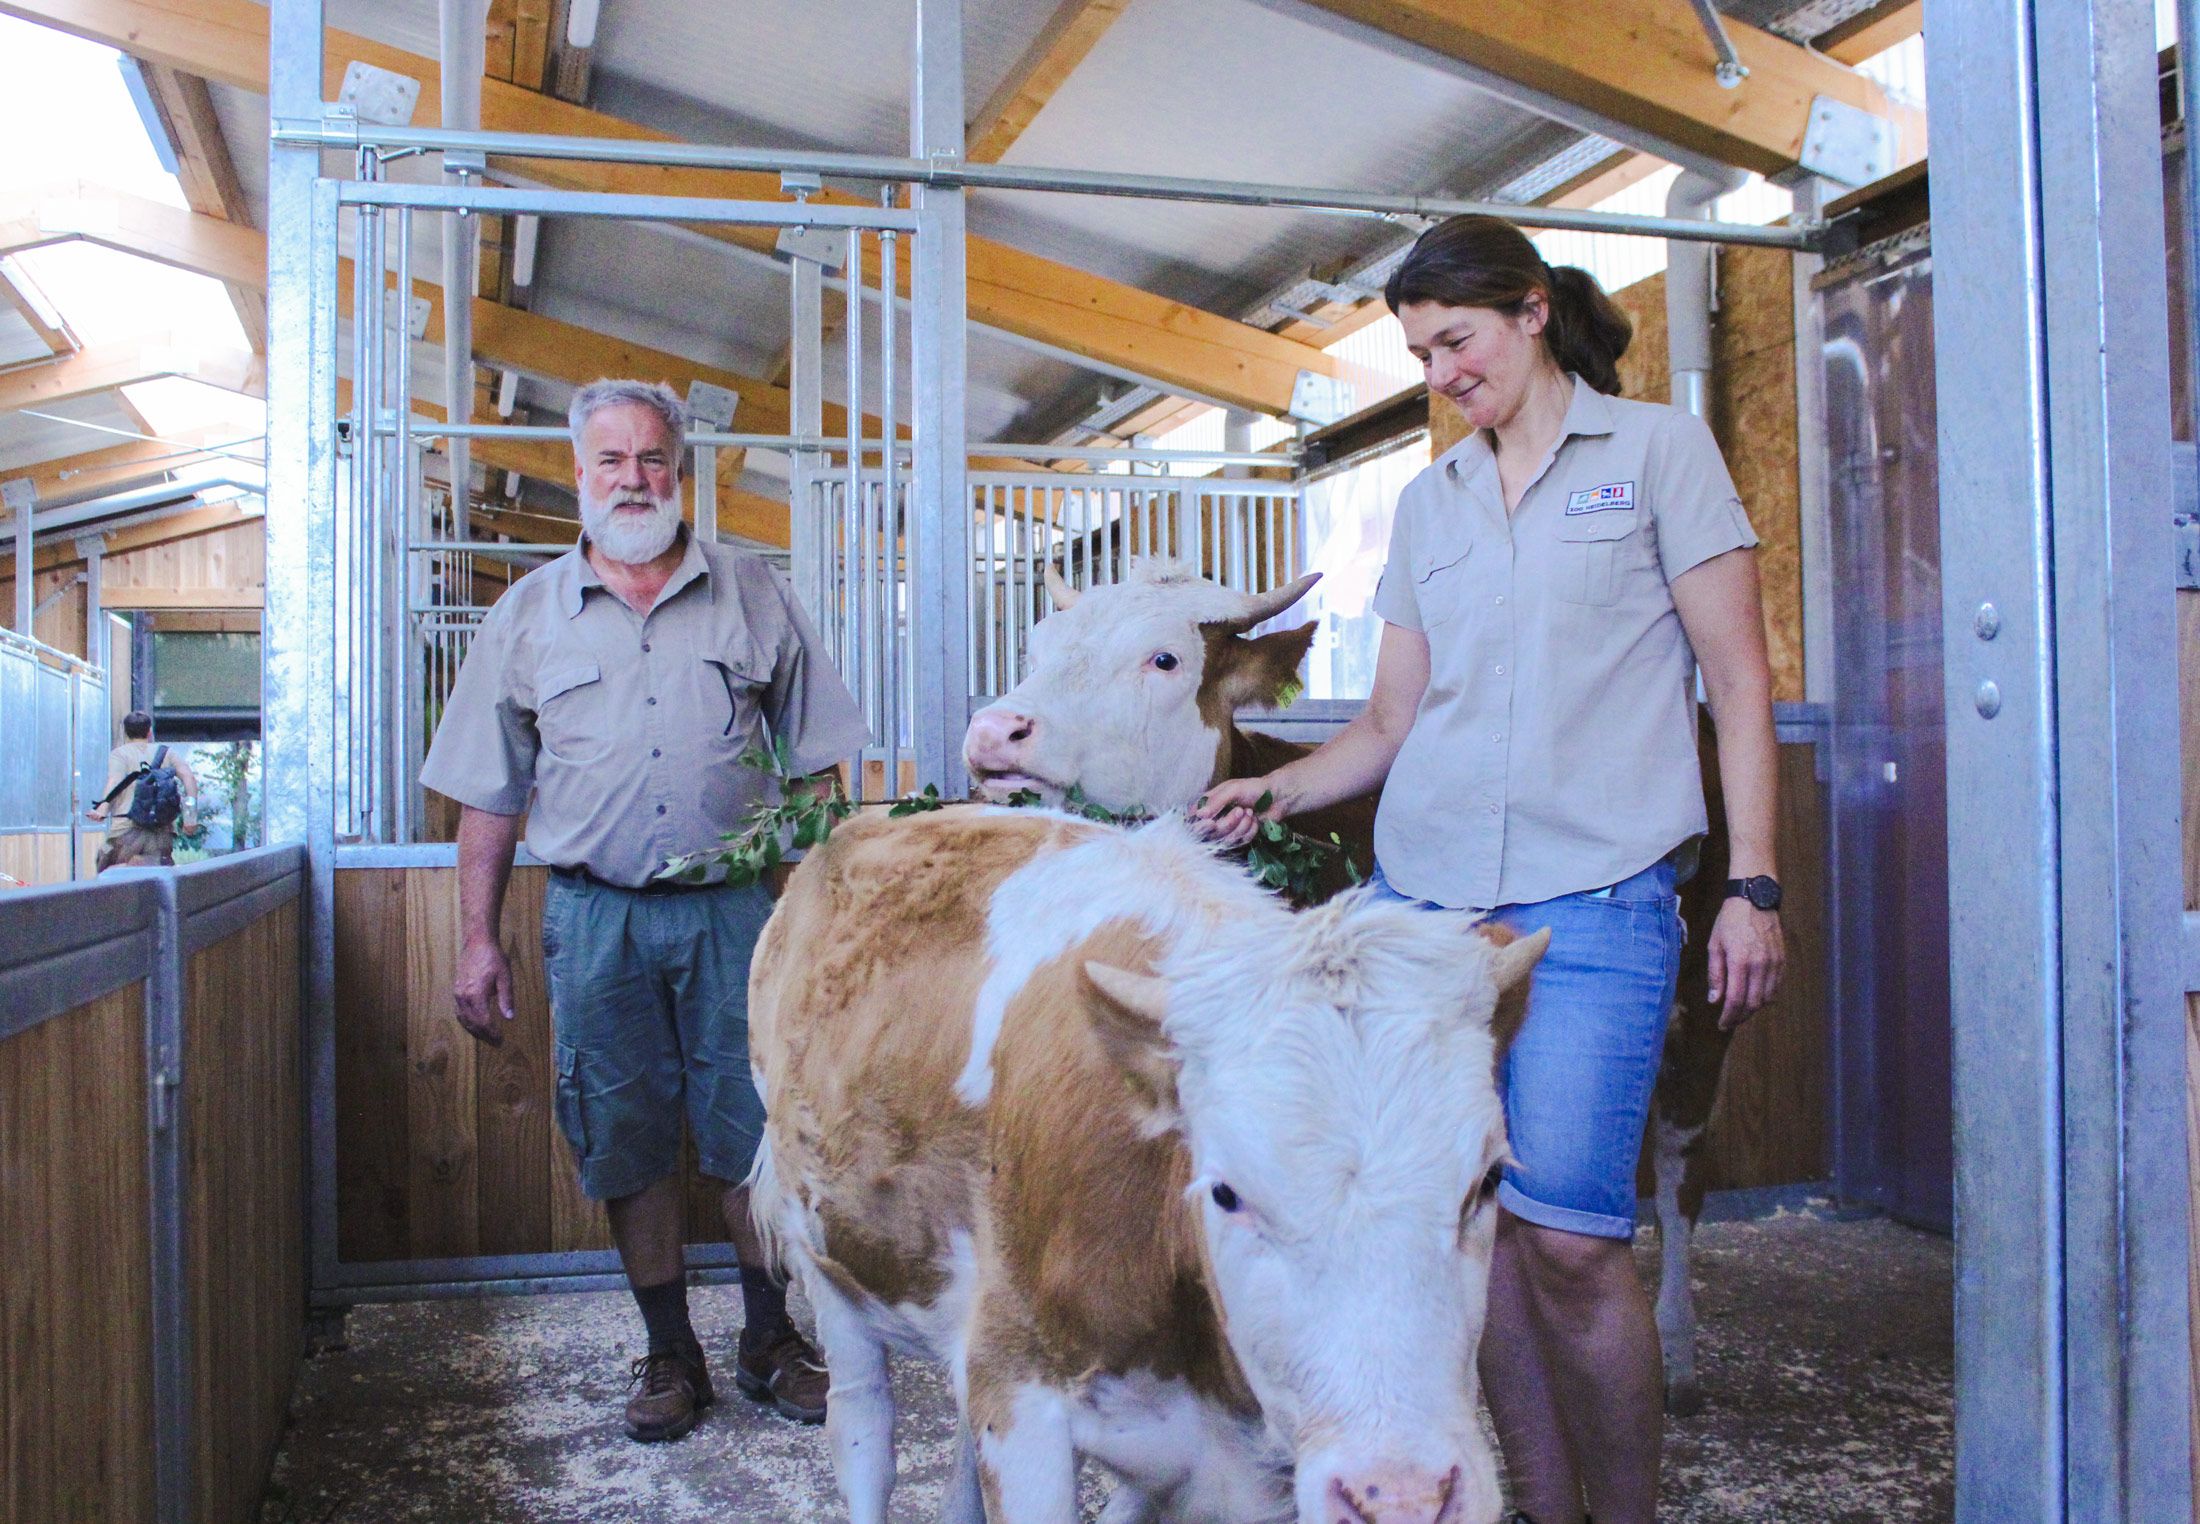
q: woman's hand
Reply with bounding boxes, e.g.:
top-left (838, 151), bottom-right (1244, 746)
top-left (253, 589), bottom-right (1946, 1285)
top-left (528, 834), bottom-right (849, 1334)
top-left (1188, 775), bottom-right (1287, 849)
top-left (1705, 899), bottom-right (1785, 1029)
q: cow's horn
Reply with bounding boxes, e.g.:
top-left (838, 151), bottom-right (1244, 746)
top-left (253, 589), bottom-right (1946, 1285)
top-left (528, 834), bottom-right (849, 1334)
top-left (1224, 571), bottom-right (1321, 630)
top-left (1044, 564), bottom-right (1079, 610)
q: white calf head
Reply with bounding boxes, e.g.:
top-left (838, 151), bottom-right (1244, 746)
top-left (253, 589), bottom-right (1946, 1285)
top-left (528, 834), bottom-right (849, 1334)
top-left (964, 560), bottom-right (1319, 813)
top-left (1085, 898), bottom-right (1547, 1524)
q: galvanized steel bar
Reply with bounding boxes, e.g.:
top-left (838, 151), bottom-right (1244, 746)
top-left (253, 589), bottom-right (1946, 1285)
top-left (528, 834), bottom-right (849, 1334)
top-left (844, 225), bottom-right (865, 764)
top-left (880, 214), bottom-right (902, 792)
top-left (788, 255), bottom-right (826, 628)
top-left (1927, 0), bottom-right (2192, 1515)
top-left (2183, 0), bottom-right (2200, 454)
top-left (908, 0), bottom-right (972, 792)
top-left (333, 178), bottom-right (922, 231)
top-left (275, 122), bottom-right (1820, 249)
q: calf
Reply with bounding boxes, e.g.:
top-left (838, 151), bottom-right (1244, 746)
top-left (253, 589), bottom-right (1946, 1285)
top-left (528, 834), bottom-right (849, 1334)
top-left (750, 809), bottom-right (1546, 1523)
top-left (964, 561), bottom-right (1739, 1413)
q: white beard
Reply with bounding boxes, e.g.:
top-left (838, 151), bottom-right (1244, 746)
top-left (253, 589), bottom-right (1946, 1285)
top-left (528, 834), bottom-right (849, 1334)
top-left (579, 484), bottom-right (683, 564)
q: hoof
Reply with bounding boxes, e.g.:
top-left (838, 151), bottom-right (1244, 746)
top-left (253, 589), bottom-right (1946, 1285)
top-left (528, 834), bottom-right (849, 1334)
top-left (1664, 1378), bottom-right (1704, 1418)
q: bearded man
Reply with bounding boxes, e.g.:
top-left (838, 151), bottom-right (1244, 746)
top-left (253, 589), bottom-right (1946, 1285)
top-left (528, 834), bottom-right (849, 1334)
top-left (420, 378), bottom-right (868, 1442)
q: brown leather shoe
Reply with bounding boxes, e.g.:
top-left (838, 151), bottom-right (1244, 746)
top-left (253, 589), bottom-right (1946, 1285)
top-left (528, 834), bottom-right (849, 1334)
top-left (734, 1324), bottom-right (828, 1424)
top-left (624, 1347), bottom-right (714, 1442)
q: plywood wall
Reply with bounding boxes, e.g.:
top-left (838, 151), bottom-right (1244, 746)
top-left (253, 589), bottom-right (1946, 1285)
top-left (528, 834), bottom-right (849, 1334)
top-left (333, 865), bottom-right (737, 1264)
top-left (0, 981), bottom-right (157, 1524)
top-left (0, 519), bottom-right (265, 655)
top-left (1427, 247), bottom-right (1805, 702)
top-left (0, 831), bottom-right (75, 886)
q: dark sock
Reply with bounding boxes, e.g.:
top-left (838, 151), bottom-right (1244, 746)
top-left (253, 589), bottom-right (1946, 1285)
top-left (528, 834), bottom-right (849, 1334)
top-left (739, 1265), bottom-right (791, 1344)
top-left (632, 1275), bottom-right (699, 1358)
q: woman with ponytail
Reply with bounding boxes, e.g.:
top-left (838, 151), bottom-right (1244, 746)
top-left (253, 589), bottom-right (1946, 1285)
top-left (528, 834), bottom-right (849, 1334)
top-left (1196, 214), bottom-right (1785, 1523)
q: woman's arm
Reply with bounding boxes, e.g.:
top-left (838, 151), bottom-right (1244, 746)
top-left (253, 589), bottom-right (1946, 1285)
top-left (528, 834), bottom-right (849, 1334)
top-left (1191, 622), bottom-right (1430, 845)
top-left (1669, 546), bottom-right (1786, 1024)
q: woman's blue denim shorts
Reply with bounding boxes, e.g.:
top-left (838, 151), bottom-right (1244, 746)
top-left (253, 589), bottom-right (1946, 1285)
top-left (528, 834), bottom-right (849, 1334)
top-left (1369, 859), bottom-right (1683, 1240)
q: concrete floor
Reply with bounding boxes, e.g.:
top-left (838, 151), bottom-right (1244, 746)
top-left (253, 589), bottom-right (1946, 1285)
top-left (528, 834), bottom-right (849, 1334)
top-left (260, 1206), bottom-right (1952, 1523)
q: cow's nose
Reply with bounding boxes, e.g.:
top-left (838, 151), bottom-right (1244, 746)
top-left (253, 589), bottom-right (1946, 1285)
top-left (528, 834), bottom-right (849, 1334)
top-left (964, 707), bottom-right (1035, 769)
top-left (1321, 1465), bottom-right (1486, 1524)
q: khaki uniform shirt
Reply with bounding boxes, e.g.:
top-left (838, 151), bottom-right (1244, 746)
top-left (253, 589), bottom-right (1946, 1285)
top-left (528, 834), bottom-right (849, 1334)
top-left (420, 532), bottom-right (870, 887)
top-left (1370, 376), bottom-right (1757, 910)
top-left (98, 740), bottom-right (198, 837)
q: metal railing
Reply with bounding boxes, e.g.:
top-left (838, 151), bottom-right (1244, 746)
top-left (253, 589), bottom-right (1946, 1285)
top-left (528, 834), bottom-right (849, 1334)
top-left (0, 625), bottom-right (109, 879)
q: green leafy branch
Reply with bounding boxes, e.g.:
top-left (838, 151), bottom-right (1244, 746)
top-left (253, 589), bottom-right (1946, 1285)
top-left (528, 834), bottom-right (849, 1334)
top-left (662, 748), bottom-right (1360, 904)
top-left (656, 735), bottom-right (853, 887)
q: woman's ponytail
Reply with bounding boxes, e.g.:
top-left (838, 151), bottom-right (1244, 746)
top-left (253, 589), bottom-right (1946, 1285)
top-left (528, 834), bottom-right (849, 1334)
top-left (1385, 215), bottom-right (1633, 394)
top-left (1541, 264), bottom-right (1632, 395)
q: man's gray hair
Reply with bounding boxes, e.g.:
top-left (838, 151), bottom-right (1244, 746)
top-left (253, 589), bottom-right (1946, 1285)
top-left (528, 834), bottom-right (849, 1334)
top-left (568, 378), bottom-right (688, 476)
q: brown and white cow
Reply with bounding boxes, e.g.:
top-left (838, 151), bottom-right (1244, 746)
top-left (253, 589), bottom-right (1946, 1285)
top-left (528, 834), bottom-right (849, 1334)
top-left (963, 560), bottom-right (1738, 1415)
top-left (749, 807), bottom-right (1547, 1524)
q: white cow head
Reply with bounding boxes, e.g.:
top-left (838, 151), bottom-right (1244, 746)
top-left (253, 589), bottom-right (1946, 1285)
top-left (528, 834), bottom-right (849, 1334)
top-left (965, 560), bottom-right (1320, 813)
top-left (1085, 896), bottom-right (1548, 1524)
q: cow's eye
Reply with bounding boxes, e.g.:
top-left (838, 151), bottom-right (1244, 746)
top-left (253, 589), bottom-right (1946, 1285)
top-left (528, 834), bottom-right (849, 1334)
top-left (1473, 1164), bottom-right (1504, 1206)
top-left (1151, 651), bottom-right (1180, 672)
top-left (1211, 1182), bottom-right (1241, 1212)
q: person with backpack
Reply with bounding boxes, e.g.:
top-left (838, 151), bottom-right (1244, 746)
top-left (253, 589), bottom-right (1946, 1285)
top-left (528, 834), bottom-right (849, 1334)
top-left (89, 710), bottom-right (199, 871)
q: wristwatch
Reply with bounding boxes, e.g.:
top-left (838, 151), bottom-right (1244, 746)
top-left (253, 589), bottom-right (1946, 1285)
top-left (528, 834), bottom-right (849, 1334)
top-left (1725, 875), bottom-right (1782, 912)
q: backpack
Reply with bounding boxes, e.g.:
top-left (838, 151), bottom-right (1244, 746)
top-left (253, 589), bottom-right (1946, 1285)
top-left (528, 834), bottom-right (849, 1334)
top-left (118, 745), bottom-right (184, 830)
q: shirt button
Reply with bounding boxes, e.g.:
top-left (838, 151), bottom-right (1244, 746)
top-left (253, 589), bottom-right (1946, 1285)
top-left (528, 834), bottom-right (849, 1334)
top-left (642, 642), bottom-right (652, 653)
top-left (1488, 804), bottom-right (1500, 815)
top-left (651, 748), bottom-right (662, 759)
top-left (647, 696), bottom-right (657, 706)
top-left (1494, 595), bottom-right (1506, 606)
top-left (656, 804), bottom-right (667, 815)
top-left (1493, 664), bottom-right (1506, 676)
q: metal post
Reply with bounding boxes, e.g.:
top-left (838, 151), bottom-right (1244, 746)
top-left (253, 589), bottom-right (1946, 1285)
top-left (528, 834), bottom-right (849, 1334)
top-left (692, 445), bottom-right (717, 543)
top-left (78, 537), bottom-right (103, 673)
top-left (1926, 0), bottom-right (2191, 1517)
top-left (6, 478), bottom-right (33, 636)
top-left (909, 0), bottom-right (970, 794)
top-left (880, 207), bottom-right (902, 794)
top-left (392, 208), bottom-right (414, 842)
top-left (266, 0), bottom-right (341, 1302)
top-left (141, 873), bottom-right (188, 1524)
top-left (844, 224), bottom-right (866, 750)
top-left (788, 255), bottom-right (826, 626)
top-left (1790, 176), bottom-right (1837, 706)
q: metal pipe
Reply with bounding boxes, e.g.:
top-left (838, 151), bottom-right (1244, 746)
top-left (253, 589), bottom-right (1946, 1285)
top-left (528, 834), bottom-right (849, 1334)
top-left (2183, 0), bottom-right (2200, 454)
top-left (880, 214), bottom-right (901, 793)
top-left (337, 179), bottom-right (922, 231)
top-left (391, 208), bottom-right (415, 841)
top-left (439, 0), bottom-right (486, 540)
top-left (844, 225), bottom-right (864, 724)
top-left (277, 123), bottom-right (1823, 249)
top-left (1685, 0), bottom-right (1750, 89)
top-left (407, 421), bottom-right (1297, 465)
top-left (1664, 167), bottom-right (1746, 419)
top-left (0, 474), bottom-right (267, 541)
top-left (8, 483), bottom-right (32, 635)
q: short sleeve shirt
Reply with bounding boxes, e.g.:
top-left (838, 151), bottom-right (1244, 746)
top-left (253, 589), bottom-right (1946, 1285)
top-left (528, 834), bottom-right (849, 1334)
top-left (419, 531), bottom-right (871, 887)
top-left (1370, 375), bottom-right (1757, 910)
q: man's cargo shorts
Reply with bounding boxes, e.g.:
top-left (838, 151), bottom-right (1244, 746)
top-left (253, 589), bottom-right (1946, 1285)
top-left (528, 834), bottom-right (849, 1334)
top-left (542, 871), bottom-right (774, 1201)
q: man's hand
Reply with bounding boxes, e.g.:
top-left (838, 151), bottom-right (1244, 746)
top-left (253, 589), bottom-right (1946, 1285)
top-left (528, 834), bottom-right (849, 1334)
top-left (1705, 899), bottom-right (1785, 1030)
top-left (454, 934), bottom-right (516, 1046)
top-left (1188, 775), bottom-right (1285, 849)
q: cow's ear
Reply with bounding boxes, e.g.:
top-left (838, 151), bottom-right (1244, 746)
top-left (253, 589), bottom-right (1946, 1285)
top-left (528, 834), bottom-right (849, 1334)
top-left (1206, 621), bottom-right (1317, 711)
top-left (1473, 923), bottom-right (1550, 1059)
top-left (1083, 961), bottom-right (1182, 1136)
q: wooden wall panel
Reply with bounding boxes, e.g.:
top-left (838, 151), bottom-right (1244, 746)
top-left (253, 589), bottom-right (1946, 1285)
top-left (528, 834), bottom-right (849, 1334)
top-left (333, 870), bottom-right (412, 1261)
top-left (403, 870), bottom-right (477, 1259)
top-left (1426, 246), bottom-right (1805, 702)
top-left (0, 832), bottom-right (74, 886)
top-left (1700, 741), bottom-right (1829, 1189)
top-left (99, 522), bottom-right (265, 600)
top-left (0, 982), bottom-right (156, 1524)
top-left (184, 900), bottom-right (304, 1524)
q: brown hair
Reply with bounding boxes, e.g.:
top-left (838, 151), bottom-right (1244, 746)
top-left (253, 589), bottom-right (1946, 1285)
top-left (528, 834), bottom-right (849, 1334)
top-left (123, 710), bottom-right (152, 739)
top-left (1384, 214), bottom-right (1633, 395)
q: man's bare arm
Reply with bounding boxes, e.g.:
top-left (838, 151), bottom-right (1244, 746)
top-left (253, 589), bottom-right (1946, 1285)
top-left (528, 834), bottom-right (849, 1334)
top-left (453, 805), bottom-right (526, 1045)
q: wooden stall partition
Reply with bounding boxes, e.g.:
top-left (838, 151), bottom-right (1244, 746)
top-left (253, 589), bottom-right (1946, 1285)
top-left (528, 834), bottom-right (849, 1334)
top-left (2181, 587), bottom-right (2199, 1506)
top-left (182, 895), bottom-right (304, 1524)
top-left (0, 830), bottom-right (72, 886)
top-left (0, 981), bottom-right (156, 1524)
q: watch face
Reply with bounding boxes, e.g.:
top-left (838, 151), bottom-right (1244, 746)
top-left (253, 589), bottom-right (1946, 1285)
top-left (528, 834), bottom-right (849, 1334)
top-left (1747, 877), bottom-right (1782, 911)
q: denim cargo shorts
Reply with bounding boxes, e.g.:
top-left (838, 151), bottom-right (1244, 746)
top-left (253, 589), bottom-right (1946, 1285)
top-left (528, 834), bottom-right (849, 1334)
top-left (1369, 857), bottom-right (1684, 1240)
top-left (541, 872), bottom-right (776, 1202)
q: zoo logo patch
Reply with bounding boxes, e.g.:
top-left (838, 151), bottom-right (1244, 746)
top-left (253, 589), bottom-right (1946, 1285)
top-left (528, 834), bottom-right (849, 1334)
top-left (1565, 480), bottom-right (1636, 515)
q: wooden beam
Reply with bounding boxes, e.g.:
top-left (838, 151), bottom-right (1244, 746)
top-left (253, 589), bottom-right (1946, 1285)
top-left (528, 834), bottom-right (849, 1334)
top-left (135, 63), bottom-right (267, 350)
top-left (0, 337), bottom-right (264, 411)
top-left (966, 0), bottom-right (1128, 165)
top-left (0, 0), bottom-right (1347, 417)
top-left (18, 434), bottom-right (257, 502)
top-left (12, 500), bottom-right (258, 577)
top-left (1290, 0), bottom-right (1924, 178)
top-left (99, 583), bottom-right (261, 609)
top-left (1818, 0), bottom-right (1921, 67)
top-left (0, 261), bottom-right (72, 354)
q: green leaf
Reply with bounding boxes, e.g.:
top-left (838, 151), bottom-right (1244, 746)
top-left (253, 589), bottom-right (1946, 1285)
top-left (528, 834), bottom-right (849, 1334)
top-left (1260, 820), bottom-right (1287, 843)
top-left (1004, 788), bottom-right (1043, 809)
top-left (1254, 790), bottom-right (1275, 814)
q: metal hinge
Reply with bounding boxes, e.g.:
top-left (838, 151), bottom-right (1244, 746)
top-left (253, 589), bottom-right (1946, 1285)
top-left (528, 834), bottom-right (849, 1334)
top-left (152, 1043), bottom-right (182, 1132)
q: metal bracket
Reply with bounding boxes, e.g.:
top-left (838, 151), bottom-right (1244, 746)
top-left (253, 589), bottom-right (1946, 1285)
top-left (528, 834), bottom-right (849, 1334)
top-left (442, 147), bottom-right (487, 180)
top-left (2176, 441), bottom-right (2199, 590)
top-left (2, 477), bottom-right (36, 513)
top-left (685, 381), bottom-right (740, 431)
top-left (775, 225), bottom-right (846, 268)
top-left (780, 172), bottom-right (823, 200)
top-left (406, 293), bottom-right (433, 340)
top-left (1800, 96), bottom-right (1897, 188)
top-left (151, 1042), bottom-right (182, 1132)
top-left (1289, 369), bottom-right (1356, 427)
top-left (335, 61), bottom-right (421, 127)
top-left (1686, 0), bottom-right (1751, 88)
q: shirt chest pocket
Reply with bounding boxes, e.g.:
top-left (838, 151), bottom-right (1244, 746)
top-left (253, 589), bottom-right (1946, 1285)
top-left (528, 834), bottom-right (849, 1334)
top-left (699, 653), bottom-right (771, 751)
top-left (1413, 537), bottom-right (1475, 628)
top-left (1556, 511), bottom-right (1644, 607)
top-left (535, 662), bottom-right (609, 765)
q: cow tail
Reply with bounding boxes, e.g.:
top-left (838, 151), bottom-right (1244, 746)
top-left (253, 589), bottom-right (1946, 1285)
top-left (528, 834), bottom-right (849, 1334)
top-left (745, 1131), bottom-right (792, 1277)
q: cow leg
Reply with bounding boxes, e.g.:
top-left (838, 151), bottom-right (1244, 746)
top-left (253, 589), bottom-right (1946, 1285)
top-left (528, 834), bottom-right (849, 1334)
top-left (972, 1383), bottom-right (1078, 1524)
top-left (807, 1269), bottom-right (897, 1523)
top-left (942, 1418), bottom-right (985, 1524)
top-left (1652, 1111), bottom-right (1705, 1418)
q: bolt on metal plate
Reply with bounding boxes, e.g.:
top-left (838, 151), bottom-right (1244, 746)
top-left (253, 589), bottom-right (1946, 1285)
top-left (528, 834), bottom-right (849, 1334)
top-left (1975, 679), bottom-right (2002, 719)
